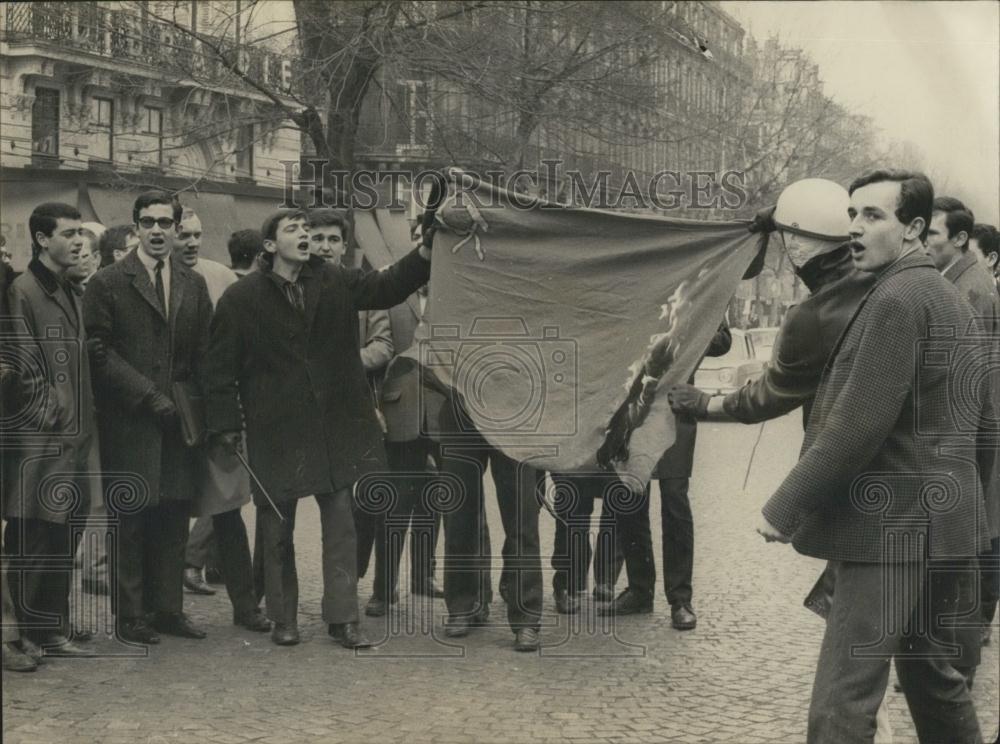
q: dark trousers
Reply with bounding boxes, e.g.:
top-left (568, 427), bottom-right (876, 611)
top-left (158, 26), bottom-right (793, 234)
top-left (980, 536), bottom-right (1000, 626)
top-left (256, 488), bottom-right (358, 627)
top-left (3, 518), bottom-right (71, 642)
top-left (808, 559), bottom-right (982, 744)
top-left (207, 509), bottom-right (258, 619)
top-left (605, 479), bottom-right (694, 606)
top-left (113, 501), bottom-right (189, 621)
top-left (550, 473), bottom-right (620, 594)
top-left (355, 438), bottom-right (442, 600)
top-left (184, 516), bottom-right (219, 572)
top-left (441, 445), bottom-right (543, 631)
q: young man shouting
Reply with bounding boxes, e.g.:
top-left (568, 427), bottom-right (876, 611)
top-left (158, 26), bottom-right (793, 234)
top-left (202, 209), bottom-right (431, 647)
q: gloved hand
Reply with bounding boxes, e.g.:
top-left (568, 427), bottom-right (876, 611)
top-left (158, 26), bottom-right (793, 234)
top-left (86, 337), bottom-right (107, 368)
top-left (145, 389), bottom-right (177, 427)
top-left (210, 430), bottom-right (242, 457)
top-left (667, 384), bottom-right (711, 418)
top-left (748, 205), bottom-right (777, 234)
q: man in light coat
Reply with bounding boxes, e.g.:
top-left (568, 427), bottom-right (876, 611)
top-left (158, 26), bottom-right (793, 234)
top-left (173, 208), bottom-right (269, 632)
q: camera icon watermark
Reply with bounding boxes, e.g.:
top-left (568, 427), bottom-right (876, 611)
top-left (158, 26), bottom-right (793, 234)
top-left (914, 321), bottom-right (1000, 438)
top-left (1, 320), bottom-right (84, 439)
top-left (418, 317), bottom-right (578, 441)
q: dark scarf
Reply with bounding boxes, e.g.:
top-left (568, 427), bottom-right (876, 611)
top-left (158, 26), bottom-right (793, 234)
top-left (794, 243), bottom-right (855, 293)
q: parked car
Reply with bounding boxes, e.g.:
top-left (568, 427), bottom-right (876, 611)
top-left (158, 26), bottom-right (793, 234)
top-left (747, 327), bottom-right (780, 363)
top-left (694, 328), bottom-right (766, 394)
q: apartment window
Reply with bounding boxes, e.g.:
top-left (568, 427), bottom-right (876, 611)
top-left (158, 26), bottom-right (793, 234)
top-left (31, 88), bottom-right (60, 159)
top-left (235, 123), bottom-right (254, 179)
top-left (143, 106), bottom-right (163, 166)
top-left (92, 97), bottom-right (114, 161)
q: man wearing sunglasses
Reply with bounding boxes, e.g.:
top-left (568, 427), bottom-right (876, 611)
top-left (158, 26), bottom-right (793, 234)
top-left (84, 191), bottom-right (214, 645)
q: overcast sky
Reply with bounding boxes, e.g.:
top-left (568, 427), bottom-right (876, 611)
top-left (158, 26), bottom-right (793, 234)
top-left (722, 0), bottom-right (1000, 225)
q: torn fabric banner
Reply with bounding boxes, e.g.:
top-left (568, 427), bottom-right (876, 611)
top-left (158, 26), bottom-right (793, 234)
top-left (414, 168), bottom-right (765, 487)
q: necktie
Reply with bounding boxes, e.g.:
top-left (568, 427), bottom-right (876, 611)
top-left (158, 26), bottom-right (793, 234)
top-left (154, 260), bottom-right (166, 314)
top-left (283, 280), bottom-right (305, 315)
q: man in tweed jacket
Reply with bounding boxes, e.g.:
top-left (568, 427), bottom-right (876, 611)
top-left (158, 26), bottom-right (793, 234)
top-left (759, 170), bottom-right (991, 744)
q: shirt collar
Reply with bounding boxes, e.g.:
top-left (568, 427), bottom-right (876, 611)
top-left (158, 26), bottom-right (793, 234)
top-left (137, 247), bottom-right (169, 273)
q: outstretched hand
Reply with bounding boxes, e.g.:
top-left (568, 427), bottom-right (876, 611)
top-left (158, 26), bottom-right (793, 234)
top-left (667, 384), bottom-right (711, 418)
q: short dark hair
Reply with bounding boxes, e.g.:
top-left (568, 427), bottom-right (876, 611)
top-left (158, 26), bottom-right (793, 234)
top-left (30, 202), bottom-right (81, 257)
top-left (972, 223), bottom-right (999, 256)
top-left (97, 224), bottom-right (136, 268)
top-left (306, 208), bottom-right (349, 237)
top-left (932, 196), bottom-right (975, 250)
top-left (132, 190), bottom-right (182, 225)
top-left (260, 209), bottom-right (307, 242)
top-left (227, 229), bottom-right (263, 269)
top-left (848, 169), bottom-right (934, 242)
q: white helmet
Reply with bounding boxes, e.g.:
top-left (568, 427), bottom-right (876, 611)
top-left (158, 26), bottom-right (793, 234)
top-left (773, 178), bottom-right (850, 241)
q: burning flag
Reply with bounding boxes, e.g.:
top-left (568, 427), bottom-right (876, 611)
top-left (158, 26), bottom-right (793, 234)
top-left (412, 169), bottom-right (764, 486)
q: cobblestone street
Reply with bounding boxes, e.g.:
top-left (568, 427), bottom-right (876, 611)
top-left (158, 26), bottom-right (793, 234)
top-left (3, 413), bottom-right (998, 743)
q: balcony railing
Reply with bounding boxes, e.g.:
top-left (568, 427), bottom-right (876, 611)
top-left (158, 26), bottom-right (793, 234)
top-left (3, 2), bottom-right (298, 97)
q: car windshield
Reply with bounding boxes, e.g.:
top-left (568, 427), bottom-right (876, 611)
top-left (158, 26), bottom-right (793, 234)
top-left (703, 331), bottom-right (752, 366)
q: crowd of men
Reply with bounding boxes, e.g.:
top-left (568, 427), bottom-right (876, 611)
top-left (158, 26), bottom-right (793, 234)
top-left (1, 167), bottom-right (998, 743)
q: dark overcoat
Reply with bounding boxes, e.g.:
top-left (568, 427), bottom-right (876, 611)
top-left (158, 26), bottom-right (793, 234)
top-left (202, 250), bottom-right (430, 503)
top-left (763, 251), bottom-right (993, 561)
top-left (3, 261), bottom-right (97, 522)
top-left (83, 250), bottom-right (212, 509)
top-left (944, 250), bottom-right (1000, 335)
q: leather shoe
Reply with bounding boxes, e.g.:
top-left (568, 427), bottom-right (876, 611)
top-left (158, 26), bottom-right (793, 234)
top-left (271, 623), bottom-right (300, 646)
top-left (671, 603), bottom-right (697, 630)
top-left (205, 567), bottom-right (224, 585)
top-left (598, 588), bottom-right (653, 616)
top-left (554, 589), bottom-right (580, 615)
top-left (3, 642), bottom-right (38, 672)
top-left (118, 619), bottom-right (160, 644)
top-left (365, 591), bottom-right (398, 617)
top-left (183, 567), bottom-right (216, 595)
top-left (412, 579), bottom-right (444, 599)
top-left (17, 637), bottom-right (44, 663)
top-left (71, 627), bottom-right (94, 642)
top-left (514, 628), bottom-right (540, 652)
top-left (592, 583), bottom-right (615, 603)
top-left (328, 622), bottom-right (372, 649)
top-left (445, 604), bottom-right (489, 637)
top-left (40, 634), bottom-right (96, 658)
top-left (234, 609), bottom-right (271, 633)
top-left (445, 615), bottom-right (470, 637)
top-left (153, 612), bottom-right (207, 639)
top-left (82, 577), bottom-right (110, 596)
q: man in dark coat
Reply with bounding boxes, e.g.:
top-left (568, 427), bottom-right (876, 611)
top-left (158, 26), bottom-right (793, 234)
top-left (926, 196), bottom-right (1000, 668)
top-left (598, 323), bottom-right (731, 630)
top-left (202, 209), bottom-right (431, 648)
top-left (84, 191), bottom-right (214, 644)
top-left (928, 197), bottom-right (1000, 335)
top-left (759, 170), bottom-right (990, 744)
top-left (2, 202), bottom-right (98, 659)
